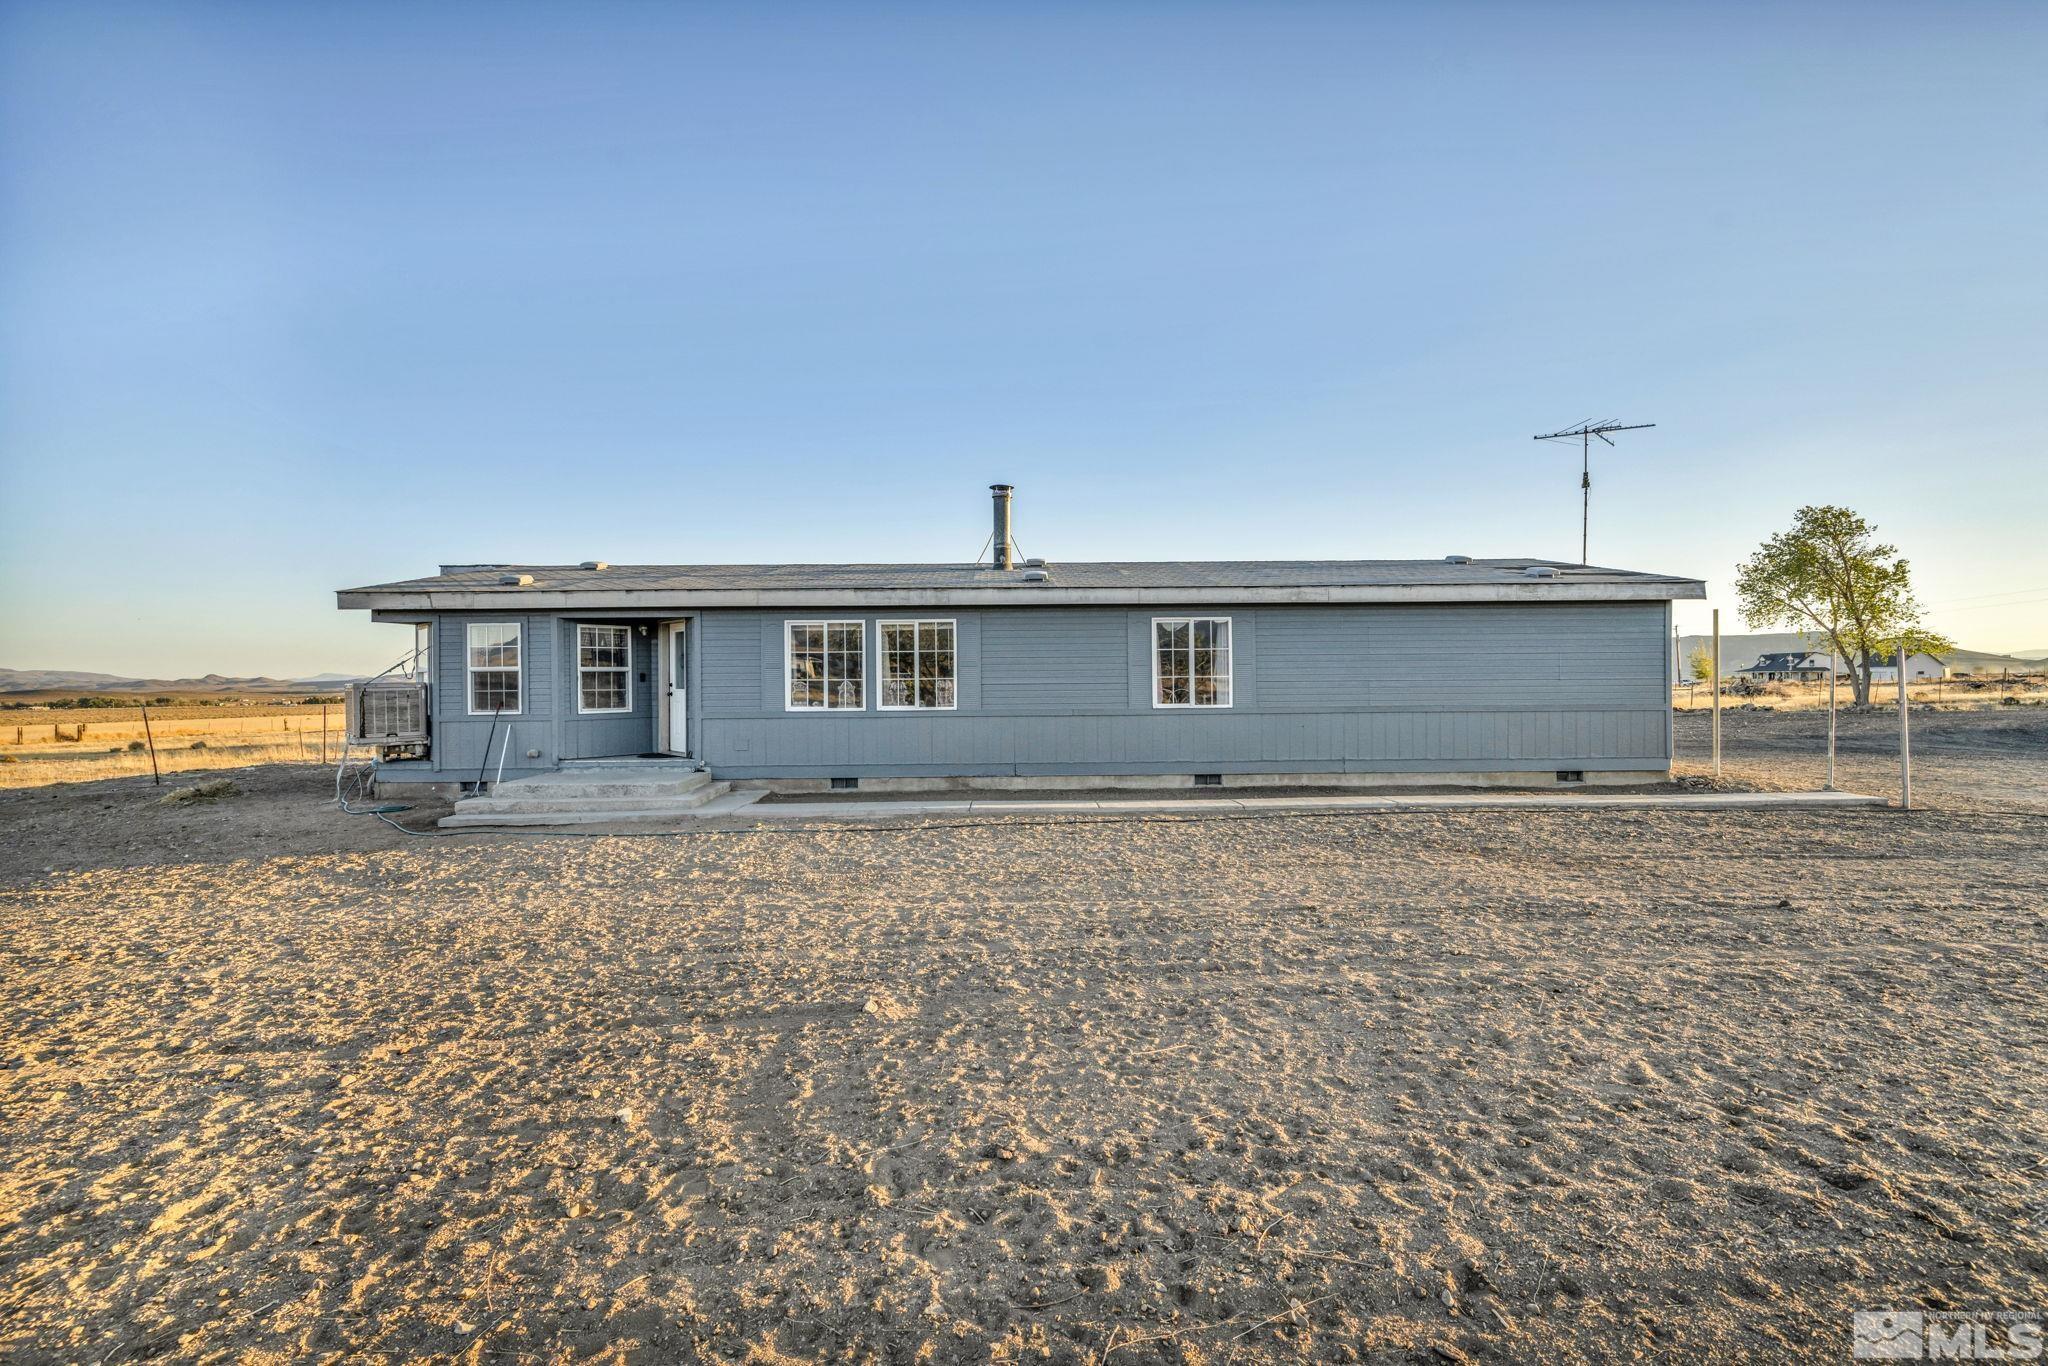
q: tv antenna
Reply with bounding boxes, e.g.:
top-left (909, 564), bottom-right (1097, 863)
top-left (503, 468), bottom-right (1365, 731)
top-left (1533, 419), bottom-right (1655, 564)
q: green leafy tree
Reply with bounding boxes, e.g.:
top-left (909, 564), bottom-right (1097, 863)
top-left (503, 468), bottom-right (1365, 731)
top-left (1734, 505), bottom-right (1952, 705)
top-left (1687, 645), bottom-right (1714, 683)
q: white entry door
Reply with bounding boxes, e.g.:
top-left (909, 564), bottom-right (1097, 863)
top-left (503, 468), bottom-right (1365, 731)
top-left (665, 622), bottom-right (689, 754)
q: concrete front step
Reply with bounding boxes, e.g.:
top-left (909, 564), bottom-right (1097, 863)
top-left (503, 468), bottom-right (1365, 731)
top-left (439, 799), bottom-right (730, 829)
top-left (448, 785), bottom-right (731, 816)
top-left (439, 765), bottom-right (727, 827)
top-left (473, 769), bottom-right (717, 801)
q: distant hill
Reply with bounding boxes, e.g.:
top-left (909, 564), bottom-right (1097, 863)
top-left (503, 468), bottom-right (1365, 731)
top-left (0, 667), bottom-right (362, 695)
top-left (1675, 634), bottom-right (2041, 676)
top-left (0, 668), bottom-right (135, 691)
top-left (2014, 649), bottom-right (2048, 662)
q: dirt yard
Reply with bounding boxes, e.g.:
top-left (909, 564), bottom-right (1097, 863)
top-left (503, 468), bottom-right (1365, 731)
top-left (2, 710), bottom-right (2044, 1362)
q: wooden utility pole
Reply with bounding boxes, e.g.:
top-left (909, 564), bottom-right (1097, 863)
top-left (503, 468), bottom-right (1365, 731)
top-left (321, 705), bottom-right (329, 765)
top-left (140, 704), bottom-right (162, 786)
top-left (1710, 609), bottom-right (1722, 778)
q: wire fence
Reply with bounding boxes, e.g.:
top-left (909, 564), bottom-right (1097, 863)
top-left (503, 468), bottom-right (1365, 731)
top-left (0, 705), bottom-right (345, 788)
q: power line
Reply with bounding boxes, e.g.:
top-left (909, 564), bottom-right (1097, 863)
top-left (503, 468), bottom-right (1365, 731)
top-left (1930, 594), bottom-right (2048, 615)
top-left (1924, 584), bottom-right (2048, 607)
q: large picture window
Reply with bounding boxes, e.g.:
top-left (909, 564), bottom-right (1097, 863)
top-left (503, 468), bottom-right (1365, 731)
top-left (787, 621), bottom-right (865, 710)
top-left (577, 624), bottom-right (632, 714)
top-left (879, 619), bottom-right (957, 710)
top-left (1153, 616), bottom-right (1232, 707)
top-left (467, 622), bottom-right (522, 715)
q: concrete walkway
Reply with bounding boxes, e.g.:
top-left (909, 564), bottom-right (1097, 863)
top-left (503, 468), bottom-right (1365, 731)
top-left (681, 787), bottom-right (1889, 822)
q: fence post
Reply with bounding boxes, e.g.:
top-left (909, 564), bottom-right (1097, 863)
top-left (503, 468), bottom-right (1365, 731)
top-left (1825, 664), bottom-right (1837, 791)
top-left (321, 705), bottom-right (329, 765)
top-left (1898, 640), bottom-right (1911, 810)
top-left (1710, 609), bottom-right (1722, 778)
top-left (140, 704), bottom-right (162, 786)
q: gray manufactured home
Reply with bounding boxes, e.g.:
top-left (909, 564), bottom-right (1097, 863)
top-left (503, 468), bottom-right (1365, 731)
top-left (338, 488), bottom-right (1705, 792)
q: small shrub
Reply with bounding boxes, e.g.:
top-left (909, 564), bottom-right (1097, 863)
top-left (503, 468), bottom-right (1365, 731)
top-left (127, 740), bottom-right (147, 752)
top-left (189, 739), bottom-right (208, 750)
top-left (158, 779), bottom-right (237, 806)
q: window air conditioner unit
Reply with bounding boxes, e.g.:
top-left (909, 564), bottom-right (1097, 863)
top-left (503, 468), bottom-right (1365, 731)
top-left (347, 678), bottom-right (431, 753)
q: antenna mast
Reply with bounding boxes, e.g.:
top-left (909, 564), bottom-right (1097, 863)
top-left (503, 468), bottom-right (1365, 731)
top-left (1532, 419), bottom-right (1656, 564)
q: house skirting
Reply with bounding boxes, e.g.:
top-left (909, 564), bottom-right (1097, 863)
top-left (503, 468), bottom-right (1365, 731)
top-left (374, 761), bottom-right (1671, 799)
top-left (734, 768), bottom-right (1670, 793)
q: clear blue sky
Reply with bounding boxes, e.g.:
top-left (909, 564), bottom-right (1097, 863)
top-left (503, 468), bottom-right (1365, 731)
top-left (3, 1), bottom-right (2044, 676)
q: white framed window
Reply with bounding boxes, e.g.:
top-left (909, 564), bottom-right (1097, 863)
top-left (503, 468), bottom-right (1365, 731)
top-left (879, 619), bottom-right (957, 710)
top-left (576, 623), bottom-right (633, 714)
top-left (466, 622), bottom-right (522, 715)
top-left (786, 620), bottom-right (866, 710)
top-left (1153, 616), bottom-right (1232, 707)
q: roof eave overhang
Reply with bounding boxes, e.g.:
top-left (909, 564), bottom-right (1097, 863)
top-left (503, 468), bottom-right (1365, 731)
top-left (340, 581), bottom-right (1706, 612)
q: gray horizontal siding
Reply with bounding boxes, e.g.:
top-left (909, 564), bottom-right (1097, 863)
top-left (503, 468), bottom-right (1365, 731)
top-left (705, 708), bottom-right (1668, 777)
top-left (699, 613), bottom-right (762, 717)
top-left (1257, 603), bottom-right (1666, 710)
top-left (981, 609), bottom-right (1126, 713)
top-left (431, 614), bottom-right (558, 774)
top-left (403, 604), bottom-right (1671, 779)
top-left (689, 602), bottom-right (1670, 777)
top-left (558, 621), bottom-right (657, 760)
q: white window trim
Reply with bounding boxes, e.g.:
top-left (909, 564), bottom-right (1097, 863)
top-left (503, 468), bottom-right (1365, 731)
top-left (876, 618), bottom-right (959, 711)
top-left (575, 623), bottom-right (634, 715)
top-left (1150, 615), bottom-right (1234, 709)
top-left (784, 619), bottom-right (868, 712)
top-left (465, 621), bottom-right (524, 717)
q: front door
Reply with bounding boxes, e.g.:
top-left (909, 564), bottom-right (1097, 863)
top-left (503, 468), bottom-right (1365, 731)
top-left (665, 622), bottom-right (689, 755)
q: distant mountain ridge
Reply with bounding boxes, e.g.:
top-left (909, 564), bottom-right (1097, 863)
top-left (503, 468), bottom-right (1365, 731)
top-left (1674, 634), bottom-right (2040, 675)
top-left (0, 667), bottom-right (363, 694)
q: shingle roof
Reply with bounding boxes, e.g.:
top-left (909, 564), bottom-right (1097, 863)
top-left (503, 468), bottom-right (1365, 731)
top-left (347, 558), bottom-right (1701, 596)
top-left (1740, 652), bottom-right (1832, 672)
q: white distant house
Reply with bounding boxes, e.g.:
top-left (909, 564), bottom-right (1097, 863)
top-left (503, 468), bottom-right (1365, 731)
top-left (1868, 650), bottom-right (1947, 683)
top-left (1732, 648), bottom-right (1947, 684)
top-left (1736, 650), bottom-right (1836, 682)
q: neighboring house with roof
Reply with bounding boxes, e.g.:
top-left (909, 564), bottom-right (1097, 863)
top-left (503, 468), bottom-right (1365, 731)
top-left (1736, 651), bottom-right (1839, 682)
top-left (1867, 650), bottom-right (1947, 684)
top-left (337, 485), bottom-right (1706, 795)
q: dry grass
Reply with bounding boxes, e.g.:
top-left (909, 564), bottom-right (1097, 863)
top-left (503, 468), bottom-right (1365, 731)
top-left (0, 700), bottom-right (345, 788)
top-left (1672, 675), bottom-right (2045, 711)
top-left (1, 707), bottom-right (340, 746)
top-left (0, 736), bottom-right (335, 789)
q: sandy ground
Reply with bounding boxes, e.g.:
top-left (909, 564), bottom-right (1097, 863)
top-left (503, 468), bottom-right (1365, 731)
top-left (2, 710), bottom-right (2044, 1362)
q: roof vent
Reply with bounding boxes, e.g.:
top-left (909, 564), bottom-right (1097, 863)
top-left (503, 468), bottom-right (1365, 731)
top-left (1022, 568), bottom-right (1050, 582)
top-left (1025, 557), bottom-right (1046, 568)
top-left (578, 560), bottom-right (609, 571)
top-left (498, 573), bottom-right (535, 587)
top-left (1444, 554), bottom-right (1472, 564)
top-left (1522, 565), bottom-right (1559, 579)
